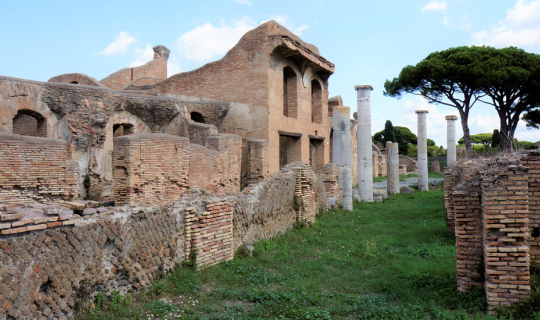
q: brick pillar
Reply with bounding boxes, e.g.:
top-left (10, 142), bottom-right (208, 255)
top-left (453, 179), bottom-right (483, 291)
top-left (522, 151), bottom-right (540, 262)
top-left (444, 167), bottom-right (460, 234)
top-left (481, 164), bottom-right (530, 312)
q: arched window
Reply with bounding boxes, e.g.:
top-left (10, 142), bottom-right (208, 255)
top-left (190, 112), bottom-right (205, 123)
top-left (311, 80), bottom-right (322, 124)
top-left (283, 67), bottom-right (297, 118)
top-left (12, 110), bottom-right (47, 137)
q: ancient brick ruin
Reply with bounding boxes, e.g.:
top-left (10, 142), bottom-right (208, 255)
top-left (0, 21), bottom-right (348, 319)
top-left (444, 151), bottom-right (540, 312)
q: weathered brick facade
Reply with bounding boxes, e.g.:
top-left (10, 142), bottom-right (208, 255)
top-left (0, 134), bottom-right (78, 204)
top-left (444, 152), bottom-right (540, 312)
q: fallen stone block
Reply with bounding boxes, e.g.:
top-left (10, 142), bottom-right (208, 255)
top-left (58, 209), bottom-right (74, 221)
top-left (353, 194), bottom-right (361, 203)
top-left (401, 186), bottom-right (414, 195)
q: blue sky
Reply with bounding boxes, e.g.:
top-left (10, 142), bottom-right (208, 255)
top-left (1, 0), bottom-right (539, 146)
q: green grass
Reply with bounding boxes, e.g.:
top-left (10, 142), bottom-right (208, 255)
top-left (374, 172), bottom-right (444, 182)
top-left (79, 189), bottom-right (502, 320)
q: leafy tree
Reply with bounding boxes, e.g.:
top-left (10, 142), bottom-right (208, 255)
top-left (458, 133), bottom-right (492, 148)
top-left (474, 47), bottom-right (540, 151)
top-left (523, 108), bottom-right (540, 129)
top-left (427, 139), bottom-right (436, 147)
top-left (491, 129), bottom-right (500, 148)
top-left (395, 126), bottom-right (417, 155)
top-left (384, 46), bottom-right (488, 158)
top-left (384, 120), bottom-right (397, 143)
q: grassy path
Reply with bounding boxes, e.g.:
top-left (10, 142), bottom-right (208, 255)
top-left (80, 189), bottom-right (498, 320)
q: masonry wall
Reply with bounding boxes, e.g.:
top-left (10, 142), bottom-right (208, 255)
top-left (453, 173), bottom-right (484, 291)
top-left (320, 163), bottom-right (339, 204)
top-left (234, 162), bottom-right (327, 247)
top-left (0, 134), bottom-right (78, 204)
top-left (1, 162), bottom-right (328, 319)
top-left (481, 161), bottom-right (530, 310)
top-left (189, 134), bottom-right (242, 195)
top-left (113, 134), bottom-right (190, 207)
top-left (522, 151), bottom-right (540, 262)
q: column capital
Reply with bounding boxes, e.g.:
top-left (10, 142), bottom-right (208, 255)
top-left (354, 85), bottom-right (373, 91)
top-left (415, 110), bottom-right (429, 114)
top-left (445, 115), bottom-right (458, 120)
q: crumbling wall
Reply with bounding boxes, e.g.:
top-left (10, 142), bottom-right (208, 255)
top-left (0, 206), bottom-right (178, 320)
top-left (234, 162), bottom-right (326, 247)
top-left (0, 134), bottom-right (78, 204)
top-left (444, 153), bottom-right (540, 313)
top-left (189, 134), bottom-right (242, 195)
top-left (100, 45), bottom-right (169, 90)
top-left (399, 155), bottom-right (418, 173)
top-left (113, 134), bottom-right (190, 207)
top-left (48, 73), bottom-right (107, 88)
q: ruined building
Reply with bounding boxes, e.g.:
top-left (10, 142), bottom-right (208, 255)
top-left (443, 151), bottom-right (540, 313)
top-left (0, 21), bottom-right (348, 319)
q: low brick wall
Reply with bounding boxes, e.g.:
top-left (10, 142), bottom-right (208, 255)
top-left (0, 134), bottom-right (78, 204)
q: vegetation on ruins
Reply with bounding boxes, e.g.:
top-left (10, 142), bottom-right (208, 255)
top-left (384, 46), bottom-right (540, 155)
top-left (78, 189), bottom-right (505, 320)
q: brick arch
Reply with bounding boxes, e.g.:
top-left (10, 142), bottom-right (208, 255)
top-left (101, 111), bottom-right (152, 181)
top-left (0, 82), bottom-right (61, 138)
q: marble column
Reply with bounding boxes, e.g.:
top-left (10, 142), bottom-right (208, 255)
top-left (386, 141), bottom-right (400, 195)
top-left (446, 115), bottom-right (458, 166)
top-left (332, 106), bottom-right (353, 211)
top-left (416, 110), bottom-right (429, 191)
top-left (355, 85), bottom-right (374, 202)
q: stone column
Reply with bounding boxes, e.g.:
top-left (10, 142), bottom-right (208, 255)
top-left (332, 106), bottom-right (353, 210)
top-left (386, 141), bottom-right (399, 194)
top-left (446, 115), bottom-right (458, 166)
top-left (416, 110), bottom-right (429, 191)
top-left (355, 85), bottom-right (374, 202)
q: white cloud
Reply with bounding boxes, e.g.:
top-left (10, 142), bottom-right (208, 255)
top-left (175, 17), bottom-right (257, 63)
top-left (129, 44), bottom-right (154, 67)
top-left (472, 0), bottom-right (540, 49)
top-left (444, 17), bottom-right (450, 26)
top-left (262, 15), bottom-right (310, 35)
top-left (96, 31), bottom-right (137, 56)
top-left (422, 1), bottom-right (447, 12)
top-left (234, 0), bottom-right (252, 5)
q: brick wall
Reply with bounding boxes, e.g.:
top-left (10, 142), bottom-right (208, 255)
top-left (183, 199), bottom-right (234, 268)
top-left (453, 173), bottom-right (484, 291)
top-left (481, 162), bottom-right (530, 310)
top-left (189, 134), bottom-right (242, 195)
top-left (245, 139), bottom-right (269, 185)
top-left (0, 134), bottom-right (78, 204)
top-left (113, 134), bottom-right (190, 207)
top-left (522, 151), bottom-right (540, 262)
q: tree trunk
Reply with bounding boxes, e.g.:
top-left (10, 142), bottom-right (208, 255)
top-left (458, 109), bottom-right (473, 158)
top-left (499, 114), bottom-right (513, 152)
